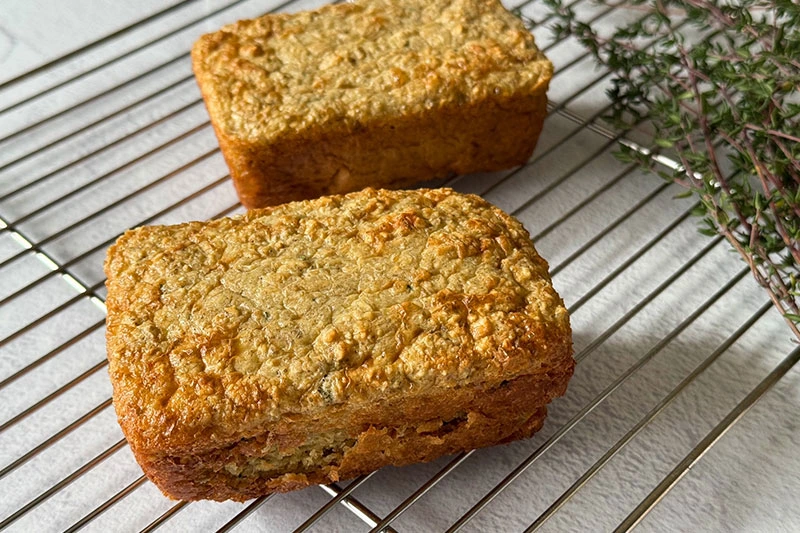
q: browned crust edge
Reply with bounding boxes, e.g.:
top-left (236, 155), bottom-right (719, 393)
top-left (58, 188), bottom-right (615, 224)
top-left (191, 34), bottom-right (551, 209)
top-left (133, 368), bottom-right (572, 501)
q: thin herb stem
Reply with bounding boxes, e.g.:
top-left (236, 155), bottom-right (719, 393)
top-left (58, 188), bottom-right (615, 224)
top-left (547, 0), bottom-right (800, 340)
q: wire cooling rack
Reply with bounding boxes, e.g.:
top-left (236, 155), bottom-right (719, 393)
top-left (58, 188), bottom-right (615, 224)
top-left (1, 0), bottom-right (799, 531)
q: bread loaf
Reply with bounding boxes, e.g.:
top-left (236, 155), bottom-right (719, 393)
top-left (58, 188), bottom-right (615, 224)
top-left (105, 188), bottom-right (573, 501)
top-left (191, 0), bottom-right (553, 208)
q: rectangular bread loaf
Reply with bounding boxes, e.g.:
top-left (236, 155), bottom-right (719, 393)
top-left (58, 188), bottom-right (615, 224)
top-left (105, 188), bottom-right (573, 501)
top-left (191, 0), bottom-right (553, 208)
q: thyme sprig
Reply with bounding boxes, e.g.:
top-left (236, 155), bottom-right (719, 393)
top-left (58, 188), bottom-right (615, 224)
top-left (546, 0), bottom-right (800, 340)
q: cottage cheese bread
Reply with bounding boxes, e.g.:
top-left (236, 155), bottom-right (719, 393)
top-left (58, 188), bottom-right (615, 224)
top-left (191, 0), bottom-right (553, 208)
top-left (105, 188), bottom-right (573, 501)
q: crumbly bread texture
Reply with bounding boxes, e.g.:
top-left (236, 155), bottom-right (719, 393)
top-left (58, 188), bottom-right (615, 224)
top-left (191, 0), bottom-right (553, 208)
top-left (105, 188), bottom-right (573, 501)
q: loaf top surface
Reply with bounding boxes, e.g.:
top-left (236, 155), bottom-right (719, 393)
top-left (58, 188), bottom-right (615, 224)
top-left (105, 188), bottom-right (571, 454)
top-left (191, 0), bottom-right (552, 143)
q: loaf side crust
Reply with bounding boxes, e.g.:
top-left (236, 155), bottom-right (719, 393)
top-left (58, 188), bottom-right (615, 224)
top-left (105, 188), bottom-right (573, 499)
top-left (191, 0), bottom-right (553, 207)
top-left (138, 372), bottom-right (568, 501)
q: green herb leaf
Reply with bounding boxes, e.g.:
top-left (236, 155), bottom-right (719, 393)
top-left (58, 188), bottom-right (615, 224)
top-left (547, 0), bottom-right (800, 339)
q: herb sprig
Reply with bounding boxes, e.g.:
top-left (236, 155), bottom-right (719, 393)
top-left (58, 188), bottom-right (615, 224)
top-left (545, 0), bottom-right (800, 340)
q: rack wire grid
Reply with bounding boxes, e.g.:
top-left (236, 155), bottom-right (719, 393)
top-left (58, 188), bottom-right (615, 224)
top-left (1, 0), bottom-right (798, 531)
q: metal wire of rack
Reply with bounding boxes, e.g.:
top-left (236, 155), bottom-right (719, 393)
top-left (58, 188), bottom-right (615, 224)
top-left (1, 0), bottom-right (798, 531)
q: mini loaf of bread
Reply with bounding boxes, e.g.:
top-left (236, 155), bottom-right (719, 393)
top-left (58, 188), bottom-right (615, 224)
top-left (191, 0), bottom-right (553, 208)
top-left (105, 188), bottom-right (573, 501)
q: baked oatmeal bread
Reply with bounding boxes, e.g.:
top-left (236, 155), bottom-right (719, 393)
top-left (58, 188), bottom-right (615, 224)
top-left (191, 0), bottom-right (553, 208)
top-left (105, 188), bottom-right (573, 501)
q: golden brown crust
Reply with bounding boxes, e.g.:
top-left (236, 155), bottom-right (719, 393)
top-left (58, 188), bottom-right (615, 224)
top-left (191, 0), bottom-right (553, 207)
top-left (135, 372), bottom-right (568, 501)
top-left (141, 409), bottom-right (549, 501)
top-left (105, 188), bottom-right (573, 500)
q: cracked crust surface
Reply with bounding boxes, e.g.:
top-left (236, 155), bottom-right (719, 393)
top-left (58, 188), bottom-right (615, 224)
top-left (105, 188), bottom-right (573, 500)
top-left (191, 0), bottom-right (553, 207)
